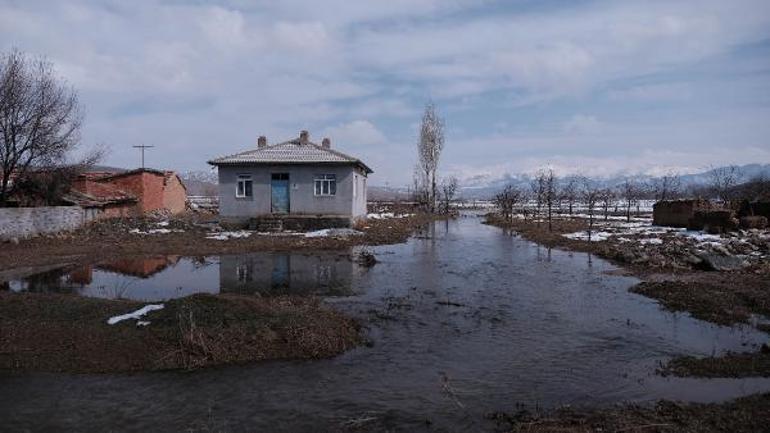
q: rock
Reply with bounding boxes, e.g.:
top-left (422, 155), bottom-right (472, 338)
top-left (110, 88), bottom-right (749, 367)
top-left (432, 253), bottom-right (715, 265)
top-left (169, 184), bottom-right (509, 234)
top-left (10, 237), bottom-right (19, 245)
top-left (740, 216), bottom-right (768, 230)
top-left (695, 251), bottom-right (748, 271)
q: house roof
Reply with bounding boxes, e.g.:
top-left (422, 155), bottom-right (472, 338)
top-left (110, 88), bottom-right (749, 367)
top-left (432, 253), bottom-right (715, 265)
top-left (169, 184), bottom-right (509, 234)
top-left (208, 135), bottom-right (373, 174)
top-left (97, 168), bottom-right (188, 191)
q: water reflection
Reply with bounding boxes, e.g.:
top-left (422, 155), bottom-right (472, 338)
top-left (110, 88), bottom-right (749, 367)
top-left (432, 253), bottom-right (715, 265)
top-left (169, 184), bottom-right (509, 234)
top-left (1, 251), bottom-right (357, 301)
top-left (220, 252), bottom-right (356, 296)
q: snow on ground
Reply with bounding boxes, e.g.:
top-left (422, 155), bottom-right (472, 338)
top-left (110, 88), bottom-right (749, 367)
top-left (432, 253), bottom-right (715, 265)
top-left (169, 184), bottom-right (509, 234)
top-left (107, 304), bottom-right (164, 325)
top-left (129, 228), bottom-right (184, 235)
top-left (367, 212), bottom-right (413, 220)
top-left (304, 228), bottom-right (365, 238)
top-left (205, 230), bottom-right (254, 240)
top-left (562, 231), bottom-right (613, 242)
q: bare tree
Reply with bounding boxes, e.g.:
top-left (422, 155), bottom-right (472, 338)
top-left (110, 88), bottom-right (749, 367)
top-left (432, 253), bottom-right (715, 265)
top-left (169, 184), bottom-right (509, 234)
top-left (0, 50), bottom-right (83, 206)
top-left (560, 176), bottom-right (580, 215)
top-left (582, 179), bottom-right (601, 240)
top-left (620, 179), bottom-right (641, 222)
top-left (493, 184), bottom-right (521, 221)
top-left (530, 173), bottom-right (546, 220)
top-left (416, 102), bottom-right (445, 212)
top-left (598, 188), bottom-right (615, 221)
top-left (541, 168), bottom-right (558, 231)
top-left (708, 165), bottom-right (741, 204)
top-left (650, 171), bottom-right (681, 202)
top-left (438, 176), bottom-right (458, 214)
top-left (412, 164), bottom-right (430, 207)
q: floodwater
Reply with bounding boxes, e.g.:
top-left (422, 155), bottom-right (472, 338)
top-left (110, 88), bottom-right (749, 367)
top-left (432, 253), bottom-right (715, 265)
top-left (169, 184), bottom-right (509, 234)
top-left (2, 214), bottom-right (770, 432)
top-left (1, 251), bottom-right (358, 300)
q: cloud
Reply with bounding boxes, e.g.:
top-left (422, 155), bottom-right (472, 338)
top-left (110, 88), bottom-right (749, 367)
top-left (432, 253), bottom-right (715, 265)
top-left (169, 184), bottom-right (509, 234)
top-left (1, 0), bottom-right (768, 185)
top-left (563, 115), bottom-right (602, 135)
top-left (322, 120), bottom-right (387, 147)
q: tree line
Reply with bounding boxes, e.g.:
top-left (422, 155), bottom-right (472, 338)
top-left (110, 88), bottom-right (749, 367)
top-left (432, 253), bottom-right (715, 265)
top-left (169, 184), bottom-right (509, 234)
top-left (493, 165), bottom-right (768, 232)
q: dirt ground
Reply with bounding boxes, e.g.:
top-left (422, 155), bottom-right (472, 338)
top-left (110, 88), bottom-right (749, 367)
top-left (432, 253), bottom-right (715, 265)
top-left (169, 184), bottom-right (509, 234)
top-left (0, 291), bottom-right (360, 373)
top-left (484, 214), bottom-right (770, 378)
top-left (0, 212), bottom-right (436, 272)
top-left (487, 392), bottom-right (770, 433)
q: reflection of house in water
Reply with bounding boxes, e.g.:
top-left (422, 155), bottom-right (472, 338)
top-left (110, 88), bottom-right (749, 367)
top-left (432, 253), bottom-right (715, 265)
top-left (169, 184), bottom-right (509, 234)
top-left (96, 256), bottom-right (181, 278)
top-left (220, 251), bottom-right (356, 296)
top-left (63, 256), bottom-right (182, 286)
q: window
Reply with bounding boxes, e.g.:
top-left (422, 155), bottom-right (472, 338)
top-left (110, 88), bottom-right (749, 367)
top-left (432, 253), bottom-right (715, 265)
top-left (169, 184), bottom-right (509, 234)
top-left (236, 175), bottom-right (253, 198)
top-left (314, 174), bottom-right (336, 196)
top-left (353, 174), bottom-right (357, 197)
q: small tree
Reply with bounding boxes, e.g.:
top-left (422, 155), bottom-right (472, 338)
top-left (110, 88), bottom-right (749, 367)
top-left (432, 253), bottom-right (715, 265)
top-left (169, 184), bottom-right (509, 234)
top-left (650, 171), bottom-right (681, 202)
top-left (582, 180), bottom-right (601, 240)
top-left (0, 50), bottom-right (83, 206)
top-left (708, 165), bottom-right (741, 204)
top-left (493, 185), bottom-right (521, 221)
top-left (535, 168), bottom-right (558, 231)
top-left (416, 102), bottom-right (445, 212)
top-left (438, 176), bottom-right (458, 214)
top-left (619, 179), bottom-right (642, 222)
top-left (561, 176), bottom-right (580, 215)
top-left (598, 188), bottom-right (615, 221)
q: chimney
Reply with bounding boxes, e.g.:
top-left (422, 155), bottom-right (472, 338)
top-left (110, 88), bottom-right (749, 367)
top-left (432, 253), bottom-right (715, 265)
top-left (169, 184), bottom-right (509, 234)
top-left (322, 137), bottom-right (331, 149)
top-left (257, 136), bottom-right (267, 149)
top-left (299, 130), bottom-right (309, 144)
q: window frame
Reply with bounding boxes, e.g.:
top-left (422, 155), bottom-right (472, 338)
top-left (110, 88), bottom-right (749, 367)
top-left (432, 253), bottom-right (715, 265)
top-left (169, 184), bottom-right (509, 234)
top-left (236, 174), bottom-right (253, 198)
top-left (314, 174), bottom-right (337, 197)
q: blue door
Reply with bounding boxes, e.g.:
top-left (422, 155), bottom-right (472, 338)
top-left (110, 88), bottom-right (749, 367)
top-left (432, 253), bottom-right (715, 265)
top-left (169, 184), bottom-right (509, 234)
top-left (271, 173), bottom-right (290, 213)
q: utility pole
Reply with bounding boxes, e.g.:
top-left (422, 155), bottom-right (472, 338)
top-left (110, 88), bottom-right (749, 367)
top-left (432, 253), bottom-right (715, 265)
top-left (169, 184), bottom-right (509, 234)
top-left (132, 144), bottom-right (154, 169)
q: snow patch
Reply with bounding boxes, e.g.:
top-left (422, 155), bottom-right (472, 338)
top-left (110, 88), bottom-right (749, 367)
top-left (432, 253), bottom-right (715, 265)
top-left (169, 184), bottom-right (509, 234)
top-left (367, 212), bottom-right (413, 220)
top-left (107, 304), bottom-right (164, 325)
top-left (304, 228), bottom-right (365, 238)
top-left (129, 228), bottom-right (183, 235)
top-left (205, 230), bottom-right (254, 240)
top-left (563, 231), bottom-right (612, 242)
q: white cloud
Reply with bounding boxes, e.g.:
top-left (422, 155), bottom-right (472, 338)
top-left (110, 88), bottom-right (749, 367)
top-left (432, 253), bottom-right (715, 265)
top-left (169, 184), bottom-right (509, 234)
top-left (1, 0), bottom-right (768, 184)
top-left (563, 115), bottom-right (602, 135)
top-left (323, 120), bottom-right (387, 147)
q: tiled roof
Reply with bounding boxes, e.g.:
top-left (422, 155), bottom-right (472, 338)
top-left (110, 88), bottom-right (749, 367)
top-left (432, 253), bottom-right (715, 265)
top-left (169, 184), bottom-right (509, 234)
top-left (208, 136), bottom-right (373, 173)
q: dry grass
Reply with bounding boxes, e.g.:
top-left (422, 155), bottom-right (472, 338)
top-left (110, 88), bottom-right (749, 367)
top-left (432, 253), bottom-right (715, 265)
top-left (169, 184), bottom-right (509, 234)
top-left (488, 393), bottom-right (770, 433)
top-left (0, 292), bottom-right (360, 373)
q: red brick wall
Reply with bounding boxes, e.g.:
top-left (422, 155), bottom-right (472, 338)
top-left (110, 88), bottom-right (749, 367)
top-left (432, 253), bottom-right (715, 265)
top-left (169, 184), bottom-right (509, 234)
top-left (107, 172), bottom-right (164, 214)
top-left (162, 174), bottom-right (187, 214)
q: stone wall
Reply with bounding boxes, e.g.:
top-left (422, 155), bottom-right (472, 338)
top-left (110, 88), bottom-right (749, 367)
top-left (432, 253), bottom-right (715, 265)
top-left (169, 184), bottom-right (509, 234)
top-left (0, 206), bottom-right (100, 240)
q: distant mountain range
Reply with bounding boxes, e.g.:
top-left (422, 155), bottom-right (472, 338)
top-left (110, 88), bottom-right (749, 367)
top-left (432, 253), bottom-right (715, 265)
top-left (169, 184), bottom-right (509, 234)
top-left (368, 163), bottom-right (770, 201)
top-left (453, 163), bottom-right (770, 199)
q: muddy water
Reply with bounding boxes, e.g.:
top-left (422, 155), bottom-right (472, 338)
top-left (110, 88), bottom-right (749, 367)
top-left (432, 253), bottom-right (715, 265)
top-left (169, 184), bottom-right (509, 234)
top-left (2, 215), bottom-right (770, 432)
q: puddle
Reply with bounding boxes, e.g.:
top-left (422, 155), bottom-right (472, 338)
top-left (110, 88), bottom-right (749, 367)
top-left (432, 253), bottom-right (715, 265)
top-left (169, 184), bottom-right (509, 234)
top-left (1, 215), bottom-right (769, 432)
top-left (1, 252), bottom-right (358, 301)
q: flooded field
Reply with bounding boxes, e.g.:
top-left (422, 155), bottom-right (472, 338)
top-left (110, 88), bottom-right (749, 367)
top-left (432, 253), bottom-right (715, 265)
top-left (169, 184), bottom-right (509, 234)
top-left (2, 214), bottom-right (769, 432)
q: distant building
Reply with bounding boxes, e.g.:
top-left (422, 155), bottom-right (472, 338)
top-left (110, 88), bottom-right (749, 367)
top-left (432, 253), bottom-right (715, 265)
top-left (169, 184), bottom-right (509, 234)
top-left (70, 168), bottom-right (187, 217)
top-left (208, 130), bottom-right (373, 228)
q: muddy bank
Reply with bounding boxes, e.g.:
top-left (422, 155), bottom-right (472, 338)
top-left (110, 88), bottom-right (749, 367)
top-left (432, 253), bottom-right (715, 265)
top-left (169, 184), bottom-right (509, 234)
top-left (489, 393), bottom-right (770, 433)
top-left (661, 346), bottom-right (770, 378)
top-left (0, 292), bottom-right (360, 373)
top-left (484, 214), bottom-right (770, 379)
top-left (0, 213), bottom-right (438, 272)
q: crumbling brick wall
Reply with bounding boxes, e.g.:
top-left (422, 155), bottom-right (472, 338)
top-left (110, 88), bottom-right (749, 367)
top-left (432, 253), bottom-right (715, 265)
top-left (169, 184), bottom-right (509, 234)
top-left (162, 173), bottom-right (187, 214)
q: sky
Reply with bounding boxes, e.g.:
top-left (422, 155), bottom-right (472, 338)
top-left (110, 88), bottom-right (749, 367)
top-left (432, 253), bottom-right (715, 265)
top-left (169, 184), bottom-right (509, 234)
top-left (2, 0), bottom-right (770, 186)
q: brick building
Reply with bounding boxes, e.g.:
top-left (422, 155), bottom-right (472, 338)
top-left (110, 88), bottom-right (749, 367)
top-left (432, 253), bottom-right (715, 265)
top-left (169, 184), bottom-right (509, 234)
top-left (70, 168), bottom-right (187, 217)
